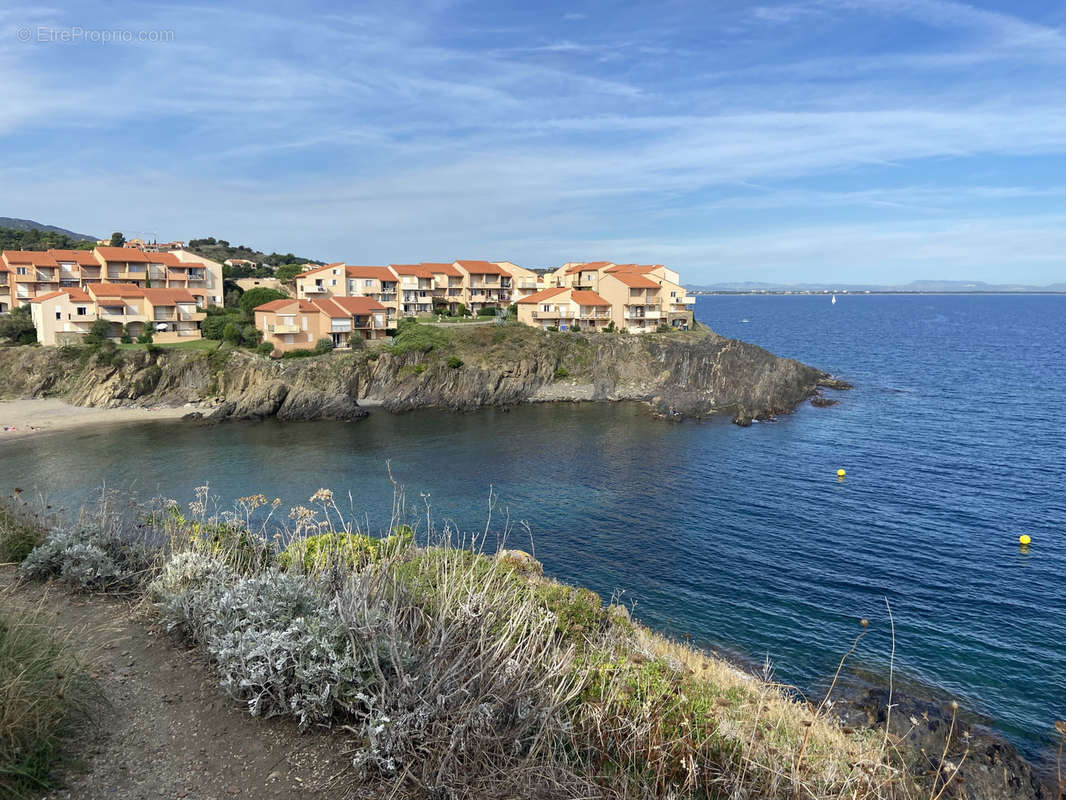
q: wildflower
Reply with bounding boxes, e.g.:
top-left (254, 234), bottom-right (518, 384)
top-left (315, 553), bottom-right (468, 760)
top-left (310, 488), bottom-right (334, 504)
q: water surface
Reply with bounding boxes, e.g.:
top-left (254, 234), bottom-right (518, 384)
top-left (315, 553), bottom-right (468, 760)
top-left (1, 294), bottom-right (1062, 758)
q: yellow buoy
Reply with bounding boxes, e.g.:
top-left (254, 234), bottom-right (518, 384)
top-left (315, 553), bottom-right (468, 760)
top-left (1019, 534), bottom-right (1031, 546)
top-left (836, 468), bottom-right (846, 478)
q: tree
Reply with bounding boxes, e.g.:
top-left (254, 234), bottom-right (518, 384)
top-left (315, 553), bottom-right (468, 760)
top-left (136, 321), bottom-right (155, 344)
top-left (238, 287), bottom-right (288, 315)
top-left (222, 322), bottom-right (242, 345)
top-left (241, 325), bottom-right (262, 347)
top-left (274, 264), bottom-right (303, 282)
top-left (0, 306), bottom-right (36, 344)
top-left (314, 338), bottom-right (334, 354)
top-left (109, 231), bottom-right (126, 247)
top-left (83, 318), bottom-right (113, 345)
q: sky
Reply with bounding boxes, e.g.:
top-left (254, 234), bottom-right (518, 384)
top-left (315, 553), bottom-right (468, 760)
top-left (2, 0), bottom-right (1065, 285)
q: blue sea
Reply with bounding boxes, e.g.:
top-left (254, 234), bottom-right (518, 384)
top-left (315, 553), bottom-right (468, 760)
top-left (1, 294), bottom-right (1063, 760)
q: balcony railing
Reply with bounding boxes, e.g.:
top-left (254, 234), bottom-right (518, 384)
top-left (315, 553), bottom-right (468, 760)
top-left (271, 323), bottom-right (299, 334)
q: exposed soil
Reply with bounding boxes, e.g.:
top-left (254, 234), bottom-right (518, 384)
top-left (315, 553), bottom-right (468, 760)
top-left (2, 567), bottom-right (364, 800)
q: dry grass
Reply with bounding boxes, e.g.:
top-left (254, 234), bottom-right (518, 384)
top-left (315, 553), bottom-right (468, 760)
top-left (0, 587), bottom-right (101, 799)
top-left (5, 486), bottom-right (965, 800)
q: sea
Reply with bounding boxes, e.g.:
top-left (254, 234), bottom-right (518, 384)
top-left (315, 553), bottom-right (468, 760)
top-left (1, 293), bottom-right (1063, 760)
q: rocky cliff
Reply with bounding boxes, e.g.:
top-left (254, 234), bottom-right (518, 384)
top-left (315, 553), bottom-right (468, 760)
top-left (0, 325), bottom-right (848, 424)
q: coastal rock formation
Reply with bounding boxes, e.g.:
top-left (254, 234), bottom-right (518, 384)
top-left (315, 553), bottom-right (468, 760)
top-left (0, 326), bottom-right (848, 424)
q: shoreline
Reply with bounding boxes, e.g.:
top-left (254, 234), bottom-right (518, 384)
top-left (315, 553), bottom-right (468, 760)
top-left (0, 398), bottom-right (196, 442)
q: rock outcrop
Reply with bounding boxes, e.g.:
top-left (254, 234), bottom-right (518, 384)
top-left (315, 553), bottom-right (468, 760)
top-left (0, 326), bottom-right (849, 425)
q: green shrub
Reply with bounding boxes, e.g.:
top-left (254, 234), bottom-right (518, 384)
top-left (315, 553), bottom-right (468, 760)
top-left (546, 325), bottom-right (558, 332)
top-left (120, 324), bottom-right (133, 344)
top-left (93, 340), bottom-right (121, 367)
top-left (281, 348), bottom-right (317, 359)
top-left (278, 529), bottom-right (412, 573)
top-left (314, 338), bottom-right (334, 354)
top-left (554, 366), bottom-right (569, 379)
top-left (136, 322), bottom-right (154, 344)
top-left (242, 325), bottom-right (261, 347)
top-left (446, 356), bottom-right (463, 369)
top-left (256, 341), bottom-right (275, 356)
top-left (83, 318), bottom-right (112, 345)
top-left (0, 306), bottom-right (37, 345)
top-left (657, 324), bottom-right (670, 333)
top-left (389, 320), bottom-right (449, 355)
top-left (366, 351), bottom-right (379, 361)
top-left (274, 264), bottom-right (303, 282)
top-left (477, 306), bottom-right (497, 317)
top-left (222, 322), bottom-right (242, 346)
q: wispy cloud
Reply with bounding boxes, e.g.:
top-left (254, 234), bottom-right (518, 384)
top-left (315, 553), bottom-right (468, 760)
top-left (2, 0), bottom-right (1064, 283)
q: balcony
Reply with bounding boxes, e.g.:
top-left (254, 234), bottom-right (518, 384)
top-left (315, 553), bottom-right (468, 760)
top-left (271, 323), bottom-right (300, 334)
top-left (302, 283), bottom-right (329, 294)
top-left (517, 280), bottom-right (537, 290)
top-left (644, 309), bottom-right (663, 320)
top-left (577, 311), bottom-right (611, 319)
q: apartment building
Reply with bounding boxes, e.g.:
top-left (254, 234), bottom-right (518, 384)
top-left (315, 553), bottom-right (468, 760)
top-left (543, 261), bottom-right (695, 332)
top-left (26, 284), bottom-right (205, 345)
top-left (1, 247), bottom-right (222, 310)
top-left (0, 262), bottom-right (8, 313)
top-left (454, 260), bottom-right (510, 313)
top-left (496, 262), bottom-right (544, 301)
top-left (516, 288), bottom-right (613, 331)
top-left (342, 266), bottom-right (399, 319)
top-left (254, 296), bottom-right (388, 352)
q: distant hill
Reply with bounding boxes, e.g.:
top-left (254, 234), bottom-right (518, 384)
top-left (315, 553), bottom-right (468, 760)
top-left (186, 237), bottom-right (321, 270)
top-left (0, 217), bottom-right (97, 242)
top-left (689, 279), bottom-right (1066, 293)
top-left (0, 224), bottom-right (98, 252)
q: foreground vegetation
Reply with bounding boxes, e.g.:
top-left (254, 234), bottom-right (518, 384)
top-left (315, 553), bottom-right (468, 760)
top-left (0, 485), bottom-right (940, 800)
top-left (1, 501), bottom-right (100, 797)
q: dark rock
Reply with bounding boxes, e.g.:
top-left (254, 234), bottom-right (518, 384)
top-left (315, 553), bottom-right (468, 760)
top-left (182, 411), bottom-right (203, 420)
top-left (810, 396), bottom-right (839, 407)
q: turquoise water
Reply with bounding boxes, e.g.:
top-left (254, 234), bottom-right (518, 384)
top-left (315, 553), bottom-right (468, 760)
top-left (1, 294), bottom-right (1063, 759)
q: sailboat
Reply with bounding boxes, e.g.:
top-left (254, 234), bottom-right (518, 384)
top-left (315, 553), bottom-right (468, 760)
top-left (831, 294), bottom-right (837, 305)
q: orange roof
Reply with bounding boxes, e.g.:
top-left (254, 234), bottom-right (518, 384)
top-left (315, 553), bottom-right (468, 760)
top-left (29, 288), bottom-right (92, 303)
top-left (565, 261), bottom-right (613, 275)
top-left (517, 287), bottom-right (569, 304)
top-left (3, 250), bottom-right (59, 267)
top-left (311, 298), bottom-right (351, 319)
top-left (455, 260), bottom-right (507, 275)
top-left (94, 247), bottom-right (151, 263)
top-left (143, 288), bottom-right (196, 305)
top-left (144, 252), bottom-right (183, 266)
top-left (570, 290), bottom-right (611, 306)
top-left (389, 263), bottom-right (435, 278)
top-left (605, 263), bottom-right (659, 274)
top-left (293, 263), bottom-right (340, 278)
top-left (605, 272), bottom-right (659, 288)
top-left (345, 265), bottom-right (396, 281)
top-left (420, 262), bottom-right (462, 277)
top-left (48, 249), bottom-right (99, 266)
top-left (254, 299), bottom-right (300, 313)
top-left (89, 283), bottom-right (146, 298)
top-left (330, 296), bottom-right (387, 314)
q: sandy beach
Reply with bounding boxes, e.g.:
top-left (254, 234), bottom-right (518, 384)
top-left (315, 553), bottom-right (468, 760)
top-left (0, 398), bottom-right (195, 442)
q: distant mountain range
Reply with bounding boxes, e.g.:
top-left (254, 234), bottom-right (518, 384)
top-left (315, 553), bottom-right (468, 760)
top-left (688, 279), bottom-right (1066, 293)
top-left (0, 217), bottom-right (98, 242)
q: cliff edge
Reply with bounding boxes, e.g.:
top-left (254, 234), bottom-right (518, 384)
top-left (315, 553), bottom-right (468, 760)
top-left (0, 325), bottom-right (848, 424)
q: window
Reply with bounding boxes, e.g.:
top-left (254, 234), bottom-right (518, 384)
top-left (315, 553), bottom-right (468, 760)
top-left (77, 307), bottom-right (87, 316)
top-left (364, 279), bottom-right (374, 287)
top-left (56, 311), bottom-right (62, 320)
top-left (330, 279), bottom-right (337, 286)
top-left (542, 304), bottom-right (552, 312)
top-left (16, 267), bottom-right (27, 275)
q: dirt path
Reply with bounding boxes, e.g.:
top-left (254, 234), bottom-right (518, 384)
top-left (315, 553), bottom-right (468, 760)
top-left (2, 567), bottom-right (362, 800)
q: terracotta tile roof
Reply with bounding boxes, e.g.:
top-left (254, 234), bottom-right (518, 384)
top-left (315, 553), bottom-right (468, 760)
top-left (294, 263), bottom-right (339, 278)
top-left (330, 296), bottom-right (387, 314)
top-left (345, 265), bottom-right (396, 281)
top-left (3, 250), bottom-right (60, 267)
top-left (94, 247), bottom-right (151, 263)
top-left (89, 283), bottom-right (146, 298)
top-left (570, 290), bottom-right (611, 306)
top-left (389, 263), bottom-right (435, 278)
top-left (144, 252), bottom-right (183, 266)
top-left (605, 272), bottom-right (660, 289)
top-left (604, 263), bottom-right (661, 274)
top-left (455, 260), bottom-right (507, 275)
top-left (420, 262), bottom-right (463, 277)
top-left (29, 288), bottom-right (92, 303)
top-left (517, 287), bottom-right (569, 304)
top-left (254, 299), bottom-right (299, 313)
top-left (48, 249), bottom-right (99, 266)
top-left (311, 298), bottom-right (351, 319)
top-left (0, 263), bottom-right (7, 272)
top-left (143, 288), bottom-right (197, 305)
top-left (565, 261), bottom-right (613, 275)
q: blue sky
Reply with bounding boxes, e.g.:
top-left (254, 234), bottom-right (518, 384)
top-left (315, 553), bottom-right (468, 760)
top-left (2, 0), bottom-right (1065, 284)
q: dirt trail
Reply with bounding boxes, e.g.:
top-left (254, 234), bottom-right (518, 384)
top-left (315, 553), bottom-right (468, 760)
top-left (2, 567), bottom-right (360, 800)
